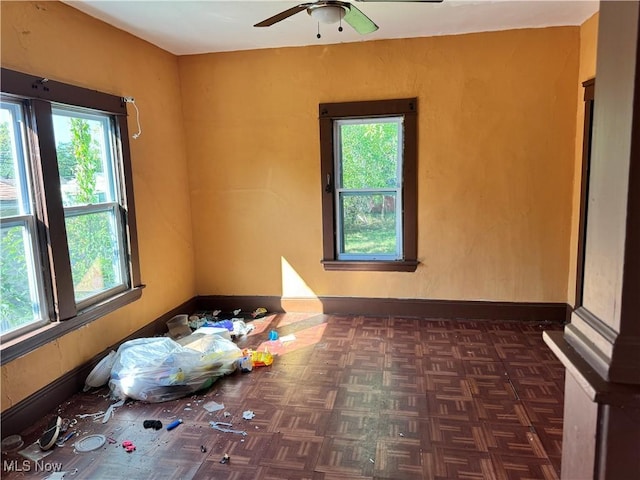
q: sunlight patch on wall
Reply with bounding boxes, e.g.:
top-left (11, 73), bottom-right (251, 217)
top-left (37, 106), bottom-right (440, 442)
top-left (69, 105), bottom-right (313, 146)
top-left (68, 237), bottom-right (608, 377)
top-left (280, 257), bottom-right (324, 312)
top-left (281, 256), bottom-right (318, 298)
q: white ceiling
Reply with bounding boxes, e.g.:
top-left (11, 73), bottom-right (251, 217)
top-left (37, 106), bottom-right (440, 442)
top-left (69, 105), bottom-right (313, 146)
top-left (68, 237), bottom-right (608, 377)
top-left (62, 0), bottom-right (599, 55)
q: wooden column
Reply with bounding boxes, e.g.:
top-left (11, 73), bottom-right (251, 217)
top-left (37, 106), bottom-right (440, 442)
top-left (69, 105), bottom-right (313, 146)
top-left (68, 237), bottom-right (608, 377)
top-left (545, 1), bottom-right (640, 478)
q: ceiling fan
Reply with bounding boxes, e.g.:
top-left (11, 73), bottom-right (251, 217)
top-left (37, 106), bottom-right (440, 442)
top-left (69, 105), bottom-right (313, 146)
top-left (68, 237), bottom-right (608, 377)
top-left (254, 0), bottom-right (444, 37)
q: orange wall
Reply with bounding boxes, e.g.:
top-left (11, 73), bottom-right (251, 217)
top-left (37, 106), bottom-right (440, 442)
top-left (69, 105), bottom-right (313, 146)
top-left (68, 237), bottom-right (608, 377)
top-left (180, 27), bottom-right (580, 303)
top-left (0, 1), bottom-right (196, 411)
top-left (567, 13), bottom-right (599, 306)
top-left (0, 1), bottom-right (590, 412)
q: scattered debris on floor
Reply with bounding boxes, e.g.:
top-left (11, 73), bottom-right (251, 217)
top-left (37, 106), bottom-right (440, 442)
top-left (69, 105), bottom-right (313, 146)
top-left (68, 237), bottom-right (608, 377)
top-left (43, 469), bottom-right (77, 480)
top-left (242, 410), bottom-right (255, 420)
top-left (79, 306), bottom-right (273, 405)
top-left (250, 350), bottom-right (273, 367)
top-left (11, 306), bottom-right (278, 473)
top-left (142, 420), bottom-right (163, 430)
top-left (209, 421), bottom-right (247, 436)
top-left (166, 419), bottom-right (183, 431)
top-left (203, 400), bottom-right (225, 412)
top-left (37, 416), bottom-right (62, 451)
top-left (108, 336), bottom-right (241, 402)
top-left (74, 434), bottom-right (106, 453)
top-left (18, 441), bottom-right (55, 462)
top-left (237, 351), bottom-right (253, 372)
top-left (122, 440), bottom-right (136, 453)
top-left (83, 350), bottom-right (116, 392)
top-left (280, 333), bottom-right (296, 343)
top-left (102, 398), bottom-right (125, 423)
top-left (75, 411), bottom-right (105, 420)
top-left (56, 431), bottom-right (76, 447)
top-left (1, 434), bottom-right (23, 452)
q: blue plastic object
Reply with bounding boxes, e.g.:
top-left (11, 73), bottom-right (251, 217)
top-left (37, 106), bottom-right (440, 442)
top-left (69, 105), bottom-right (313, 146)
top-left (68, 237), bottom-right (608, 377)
top-left (203, 320), bottom-right (234, 331)
top-left (166, 419), bottom-right (183, 431)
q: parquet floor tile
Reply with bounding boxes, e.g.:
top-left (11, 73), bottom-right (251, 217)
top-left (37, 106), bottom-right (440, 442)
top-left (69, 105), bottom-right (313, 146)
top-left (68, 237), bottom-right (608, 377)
top-left (315, 436), bottom-right (377, 477)
top-left (466, 376), bottom-right (517, 400)
top-left (430, 446), bottom-right (499, 479)
top-left (325, 408), bottom-right (380, 439)
top-left (473, 398), bottom-right (532, 426)
top-left (1, 313), bottom-right (565, 479)
top-left (374, 438), bottom-right (424, 479)
top-left (377, 415), bottom-right (430, 444)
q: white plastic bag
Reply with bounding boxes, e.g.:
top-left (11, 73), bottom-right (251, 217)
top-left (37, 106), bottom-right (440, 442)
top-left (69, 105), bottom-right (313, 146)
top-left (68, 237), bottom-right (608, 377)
top-left (108, 336), bottom-right (241, 402)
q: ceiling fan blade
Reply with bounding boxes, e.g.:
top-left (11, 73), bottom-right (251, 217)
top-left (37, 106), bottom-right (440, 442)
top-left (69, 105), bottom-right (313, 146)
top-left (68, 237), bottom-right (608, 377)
top-left (254, 4), bottom-right (309, 27)
top-left (344, 4), bottom-right (379, 35)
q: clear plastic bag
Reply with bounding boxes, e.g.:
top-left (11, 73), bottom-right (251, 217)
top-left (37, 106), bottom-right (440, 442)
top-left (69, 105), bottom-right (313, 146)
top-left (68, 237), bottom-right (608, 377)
top-left (108, 336), bottom-right (241, 402)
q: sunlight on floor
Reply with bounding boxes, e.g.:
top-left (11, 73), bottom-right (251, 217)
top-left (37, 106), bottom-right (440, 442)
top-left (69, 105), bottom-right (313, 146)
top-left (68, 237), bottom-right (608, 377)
top-left (255, 323), bottom-right (328, 357)
top-left (248, 311), bottom-right (328, 359)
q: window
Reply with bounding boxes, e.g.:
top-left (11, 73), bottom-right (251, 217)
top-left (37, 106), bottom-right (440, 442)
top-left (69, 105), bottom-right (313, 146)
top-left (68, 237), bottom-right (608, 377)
top-left (319, 98), bottom-right (418, 271)
top-left (52, 107), bottom-right (128, 306)
top-left (0, 68), bottom-right (142, 359)
top-left (0, 101), bottom-right (48, 333)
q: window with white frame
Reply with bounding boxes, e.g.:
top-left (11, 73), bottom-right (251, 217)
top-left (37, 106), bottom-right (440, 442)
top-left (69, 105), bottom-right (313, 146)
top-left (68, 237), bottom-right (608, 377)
top-left (334, 117), bottom-right (404, 260)
top-left (52, 107), bottom-right (128, 306)
top-left (0, 101), bottom-right (48, 334)
top-left (0, 68), bottom-right (142, 357)
top-left (319, 98), bottom-right (418, 271)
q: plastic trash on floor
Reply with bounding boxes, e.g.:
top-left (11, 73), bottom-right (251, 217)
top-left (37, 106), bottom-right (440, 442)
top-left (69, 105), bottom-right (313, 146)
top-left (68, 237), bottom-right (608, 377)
top-left (232, 320), bottom-right (255, 338)
top-left (250, 349), bottom-right (273, 367)
top-left (84, 350), bottom-right (117, 391)
top-left (166, 314), bottom-right (192, 340)
top-left (108, 336), bottom-right (242, 403)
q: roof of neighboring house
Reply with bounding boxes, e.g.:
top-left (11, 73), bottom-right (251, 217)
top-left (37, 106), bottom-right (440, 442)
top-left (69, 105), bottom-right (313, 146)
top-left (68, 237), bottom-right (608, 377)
top-left (0, 179), bottom-right (17, 201)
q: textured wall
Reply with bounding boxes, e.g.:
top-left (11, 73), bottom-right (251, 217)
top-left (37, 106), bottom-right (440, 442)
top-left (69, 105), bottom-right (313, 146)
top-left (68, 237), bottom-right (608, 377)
top-left (0, 1), bottom-right (196, 411)
top-left (0, 1), bottom-right (588, 412)
top-left (180, 27), bottom-right (580, 303)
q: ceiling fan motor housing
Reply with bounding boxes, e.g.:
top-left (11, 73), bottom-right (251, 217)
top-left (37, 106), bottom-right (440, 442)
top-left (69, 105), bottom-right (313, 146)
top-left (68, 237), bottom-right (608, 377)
top-left (307, 2), bottom-right (350, 24)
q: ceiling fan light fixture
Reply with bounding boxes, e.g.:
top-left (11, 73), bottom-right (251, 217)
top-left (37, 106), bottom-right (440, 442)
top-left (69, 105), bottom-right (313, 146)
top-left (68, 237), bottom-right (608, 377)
top-left (309, 5), bottom-right (346, 24)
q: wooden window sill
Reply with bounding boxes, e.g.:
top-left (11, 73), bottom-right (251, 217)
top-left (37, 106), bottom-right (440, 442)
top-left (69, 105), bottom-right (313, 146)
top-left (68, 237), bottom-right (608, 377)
top-left (0, 286), bottom-right (144, 365)
top-left (321, 260), bottom-right (419, 272)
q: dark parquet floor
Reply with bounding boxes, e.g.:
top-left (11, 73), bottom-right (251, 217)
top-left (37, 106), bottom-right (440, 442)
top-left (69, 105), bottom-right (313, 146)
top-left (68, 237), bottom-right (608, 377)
top-left (1, 313), bottom-right (565, 479)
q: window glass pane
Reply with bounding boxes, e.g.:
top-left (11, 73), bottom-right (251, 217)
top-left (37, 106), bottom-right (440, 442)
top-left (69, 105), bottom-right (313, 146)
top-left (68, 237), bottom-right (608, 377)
top-left (340, 193), bottom-right (398, 256)
top-left (52, 109), bottom-right (115, 207)
top-left (1, 101), bottom-right (45, 336)
top-left (65, 209), bottom-right (124, 302)
top-left (1, 103), bottom-right (30, 216)
top-left (339, 119), bottom-right (400, 189)
top-left (0, 223), bottom-right (43, 334)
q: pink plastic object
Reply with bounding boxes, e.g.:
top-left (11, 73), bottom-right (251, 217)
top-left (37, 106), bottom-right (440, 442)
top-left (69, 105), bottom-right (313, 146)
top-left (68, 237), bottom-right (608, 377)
top-left (122, 440), bottom-right (136, 452)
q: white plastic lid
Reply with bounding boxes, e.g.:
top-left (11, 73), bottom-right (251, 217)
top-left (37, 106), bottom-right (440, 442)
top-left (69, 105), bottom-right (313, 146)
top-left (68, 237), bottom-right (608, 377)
top-left (74, 434), bottom-right (106, 452)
